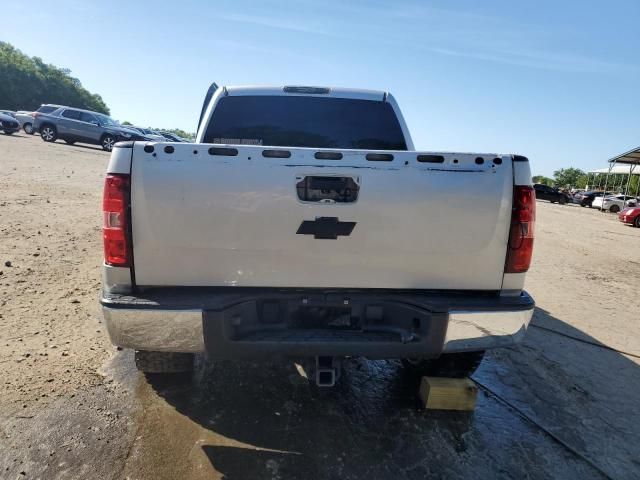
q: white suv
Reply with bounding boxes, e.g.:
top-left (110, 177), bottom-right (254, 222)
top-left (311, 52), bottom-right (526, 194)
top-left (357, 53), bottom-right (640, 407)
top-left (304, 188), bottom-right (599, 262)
top-left (593, 194), bottom-right (638, 213)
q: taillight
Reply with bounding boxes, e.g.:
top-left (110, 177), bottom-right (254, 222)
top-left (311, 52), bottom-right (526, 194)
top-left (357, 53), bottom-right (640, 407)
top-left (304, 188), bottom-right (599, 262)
top-left (103, 174), bottom-right (131, 266)
top-left (505, 185), bottom-right (535, 273)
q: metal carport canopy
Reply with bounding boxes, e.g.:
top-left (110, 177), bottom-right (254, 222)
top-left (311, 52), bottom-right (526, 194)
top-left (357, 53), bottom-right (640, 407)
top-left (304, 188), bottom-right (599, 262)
top-left (608, 146), bottom-right (640, 165)
top-left (597, 146), bottom-right (640, 208)
top-left (588, 166), bottom-right (640, 174)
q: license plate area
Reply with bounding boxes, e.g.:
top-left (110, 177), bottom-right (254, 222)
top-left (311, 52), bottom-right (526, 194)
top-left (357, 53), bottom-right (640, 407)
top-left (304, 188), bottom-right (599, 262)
top-left (296, 175), bottom-right (360, 203)
top-left (222, 295), bottom-right (436, 344)
top-left (291, 306), bottom-right (357, 330)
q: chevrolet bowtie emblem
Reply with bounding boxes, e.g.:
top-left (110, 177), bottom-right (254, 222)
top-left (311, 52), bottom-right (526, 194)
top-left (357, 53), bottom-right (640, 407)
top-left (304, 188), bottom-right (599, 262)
top-left (296, 217), bottom-right (356, 240)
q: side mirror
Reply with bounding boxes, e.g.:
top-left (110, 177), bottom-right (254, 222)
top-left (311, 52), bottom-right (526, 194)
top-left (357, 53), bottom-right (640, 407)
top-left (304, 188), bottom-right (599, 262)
top-left (91, 120), bottom-right (100, 126)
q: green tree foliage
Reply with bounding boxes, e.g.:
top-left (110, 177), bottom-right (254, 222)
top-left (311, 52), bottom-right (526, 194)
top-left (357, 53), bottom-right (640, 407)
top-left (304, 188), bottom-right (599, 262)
top-left (122, 121), bottom-right (196, 140)
top-left (586, 171), bottom-right (636, 194)
top-left (154, 127), bottom-right (195, 140)
top-left (532, 175), bottom-right (554, 186)
top-left (577, 176), bottom-right (589, 188)
top-left (595, 173), bottom-right (640, 195)
top-left (0, 41), bottom-right (109, 114)
top-left (631, 175), bottom-right (640, 196)
top-left (553, 167), bottom-right (587, 188)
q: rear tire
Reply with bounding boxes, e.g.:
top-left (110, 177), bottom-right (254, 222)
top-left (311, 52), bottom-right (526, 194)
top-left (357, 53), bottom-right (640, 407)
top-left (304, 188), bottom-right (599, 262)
top-left (634, 216), bottom-right (640, 228)
top-left (101, 134), bottom-right (116, 151)
top-left (40, 124), bottom-right (57, 142)
top-left (559, 197), bottom-right (566, 205)
top-left (610, 205), bottom-right (620, 213)
top-left (134, 351), bottom-right (195, 373)
top-left (402, 351), bottom-right (485, 378)
top-left (23, 123), bottom-right (33, 134)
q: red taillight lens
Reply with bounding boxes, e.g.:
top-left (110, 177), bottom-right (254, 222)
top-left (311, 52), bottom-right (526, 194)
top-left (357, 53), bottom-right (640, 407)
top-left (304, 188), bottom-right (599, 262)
top-left (505, 185), bottom-right (535, 273)
top-left (103, 174), bottom-right (131, 266)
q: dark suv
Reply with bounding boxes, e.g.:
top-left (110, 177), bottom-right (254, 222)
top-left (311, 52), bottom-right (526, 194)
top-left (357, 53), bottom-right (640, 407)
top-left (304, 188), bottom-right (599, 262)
top-left (33, 105), bottom-right (148, 151)
top-left (533, 184), bottom-right (572, 204)
top-left (574, 190), bottom-right (604, 207)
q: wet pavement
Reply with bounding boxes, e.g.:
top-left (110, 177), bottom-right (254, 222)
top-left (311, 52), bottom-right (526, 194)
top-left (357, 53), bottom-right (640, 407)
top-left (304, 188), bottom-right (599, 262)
top-left (115, 308), bottom-right (639, 479)
top-left (3, 306), bottom-right (640, 479)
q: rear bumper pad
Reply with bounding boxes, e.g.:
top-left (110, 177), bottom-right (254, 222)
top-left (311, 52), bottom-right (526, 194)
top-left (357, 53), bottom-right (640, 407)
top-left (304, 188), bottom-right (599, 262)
top-left (101, 288), bottom-right (534, 359)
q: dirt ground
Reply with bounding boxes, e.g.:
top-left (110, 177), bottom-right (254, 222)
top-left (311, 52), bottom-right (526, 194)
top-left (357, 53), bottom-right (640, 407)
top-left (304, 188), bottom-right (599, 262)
top-left (1, 133), bottom-right (639, 479)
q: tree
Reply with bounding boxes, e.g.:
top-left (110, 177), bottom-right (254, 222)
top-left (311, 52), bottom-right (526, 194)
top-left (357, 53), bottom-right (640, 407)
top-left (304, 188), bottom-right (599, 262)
top-left (0, 41), bottom-right (109, 114)
top-left (578, 175), bottom-right (590, 189)
top-left (532, 175), bottom-right (554, 186)
top-left (153, 127), bottom-right (195, 140)
top-left (553, 168), bottom-right (587, 188)
top-left (120, 121), bottom-right (195, 140)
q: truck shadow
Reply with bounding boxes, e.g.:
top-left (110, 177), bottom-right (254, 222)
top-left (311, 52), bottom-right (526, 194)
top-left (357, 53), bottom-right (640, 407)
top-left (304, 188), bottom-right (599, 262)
top-left (139, 307), bottom-right (640, 480)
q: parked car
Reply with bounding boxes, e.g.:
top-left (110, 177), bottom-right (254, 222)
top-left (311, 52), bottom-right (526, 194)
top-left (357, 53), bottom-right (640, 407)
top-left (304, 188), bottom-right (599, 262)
top-left (618, 207), bottom-right (640, 228)
top-left (32, 104), bottom-right (63, 124)
top-left (2, 109), bottom-right (39, 134)
top-left (533, 184), bottom-right (571, 204)
top-left (16, 111), bottom-right (35, 134)
top-left (0, 111), bottom-right (20, 135)
top-left (33, 106), bottom-right (149, 151)
top-left (126, 126), bottom-right (166, 141)
top-left (100, 84), bottom-right (535, 385)
top-left (569, 189), bottom-right (583, 203)
top-left (31, 104), bottom-right (65, 134)
top-left (159, 131), bottom-right (187, 142)
top-left (573, 190), bottom-right (604, 207)
top-left (593, 194), bottom-right (639, 213)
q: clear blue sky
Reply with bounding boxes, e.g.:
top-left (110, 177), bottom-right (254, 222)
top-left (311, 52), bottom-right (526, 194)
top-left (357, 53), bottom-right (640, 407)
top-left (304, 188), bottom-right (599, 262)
top-left (3, 0), bottom-right (639, 176)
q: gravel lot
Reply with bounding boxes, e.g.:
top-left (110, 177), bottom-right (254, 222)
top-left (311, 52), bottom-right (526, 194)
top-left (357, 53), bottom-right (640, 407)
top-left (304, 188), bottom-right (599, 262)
top-left (1, 133), bottom-right (639, 479)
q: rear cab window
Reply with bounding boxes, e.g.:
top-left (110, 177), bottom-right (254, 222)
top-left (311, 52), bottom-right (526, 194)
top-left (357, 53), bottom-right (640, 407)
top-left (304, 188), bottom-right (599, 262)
top-left (203, 96), bottom-right (407, 150)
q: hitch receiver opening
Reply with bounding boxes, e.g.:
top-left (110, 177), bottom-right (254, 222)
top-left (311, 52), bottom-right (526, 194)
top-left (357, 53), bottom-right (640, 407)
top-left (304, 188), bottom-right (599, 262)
top-left (315, 356), bottom-right (341, 387)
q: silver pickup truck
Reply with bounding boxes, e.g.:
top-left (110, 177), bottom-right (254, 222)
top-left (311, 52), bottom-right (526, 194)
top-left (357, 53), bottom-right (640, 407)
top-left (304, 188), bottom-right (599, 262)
top-left (100, 85), bottom-right (535, 385)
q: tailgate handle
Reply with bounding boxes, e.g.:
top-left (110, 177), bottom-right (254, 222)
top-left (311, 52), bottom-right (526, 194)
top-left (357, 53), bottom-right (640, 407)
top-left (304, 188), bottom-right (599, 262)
top-left (296, 176), bottom-right (359, 203)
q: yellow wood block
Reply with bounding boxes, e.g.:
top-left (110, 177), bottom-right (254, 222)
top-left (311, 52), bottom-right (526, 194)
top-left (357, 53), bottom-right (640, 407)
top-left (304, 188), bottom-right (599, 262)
top-left (419, 377), bottom-right (478, 411)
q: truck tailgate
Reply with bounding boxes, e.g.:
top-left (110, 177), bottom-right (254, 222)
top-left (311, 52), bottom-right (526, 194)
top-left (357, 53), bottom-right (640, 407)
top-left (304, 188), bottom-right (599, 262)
top-left (130, 144), bottom-right (512, 290)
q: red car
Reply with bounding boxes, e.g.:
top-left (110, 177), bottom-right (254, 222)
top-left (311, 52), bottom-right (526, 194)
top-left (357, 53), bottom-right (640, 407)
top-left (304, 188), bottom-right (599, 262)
top-left (618, 207), bottom-right (640, 227)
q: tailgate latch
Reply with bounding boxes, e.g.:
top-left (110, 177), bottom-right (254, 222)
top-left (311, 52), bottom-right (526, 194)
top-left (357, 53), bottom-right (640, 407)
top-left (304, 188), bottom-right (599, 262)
top-left (296, 217), bottom-right (356, 240)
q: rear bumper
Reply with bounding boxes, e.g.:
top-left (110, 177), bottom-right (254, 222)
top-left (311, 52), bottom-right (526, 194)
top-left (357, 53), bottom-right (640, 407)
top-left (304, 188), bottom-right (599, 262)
top-left (101, 288), bottom-right (534, 359)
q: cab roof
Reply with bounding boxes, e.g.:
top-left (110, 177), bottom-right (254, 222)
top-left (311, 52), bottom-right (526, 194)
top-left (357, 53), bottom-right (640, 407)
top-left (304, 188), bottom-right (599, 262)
top-left (223, 85), bottom-right (386, 101)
